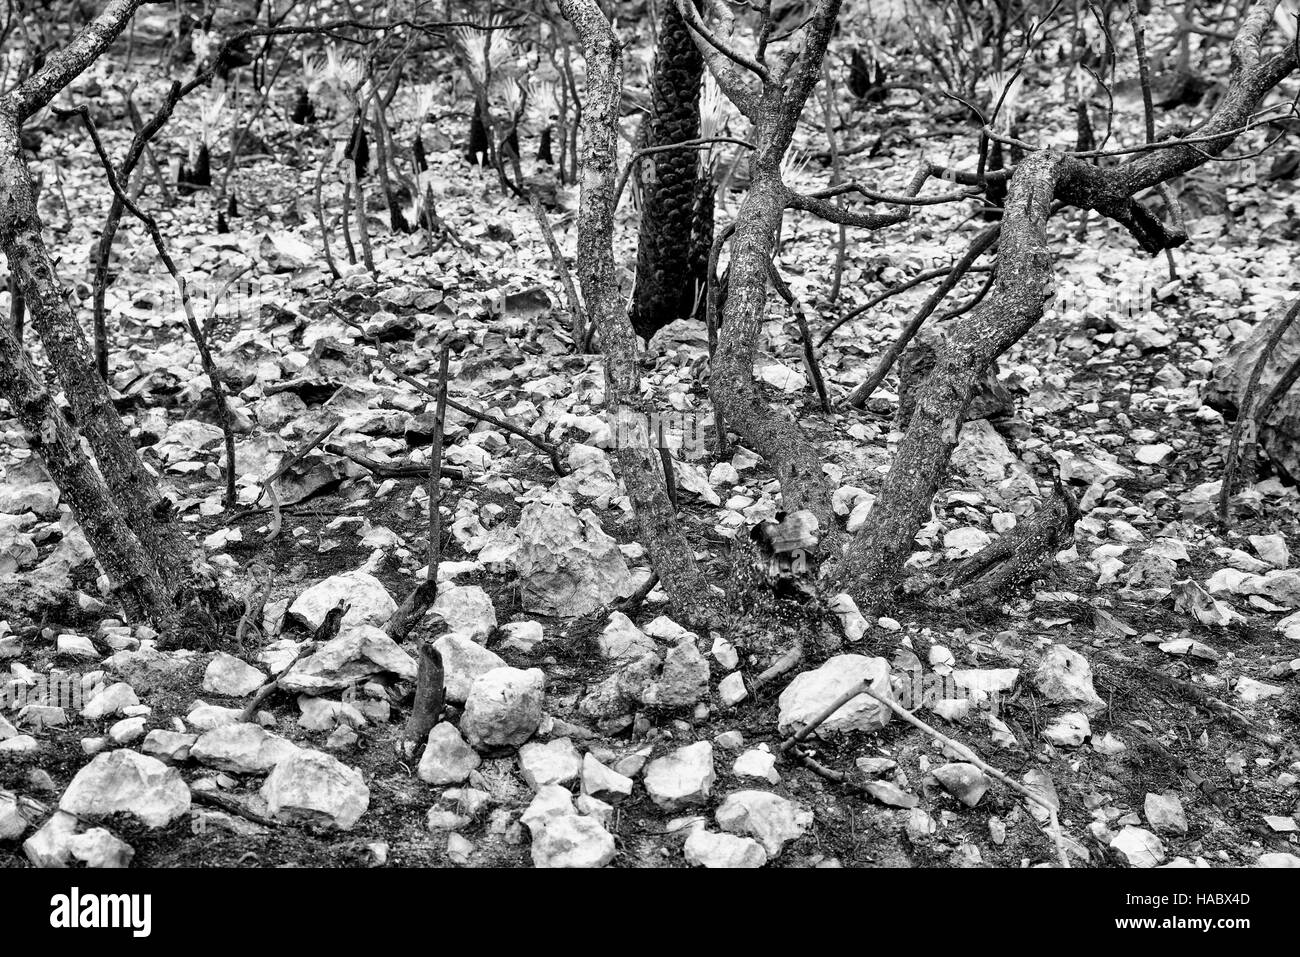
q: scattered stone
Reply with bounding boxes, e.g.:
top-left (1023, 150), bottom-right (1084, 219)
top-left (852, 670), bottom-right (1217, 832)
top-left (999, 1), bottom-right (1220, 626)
top-left (530, 814), bottom-right (616, 868)
top-left (289, 570), bottom-right (397, 633)
top-left (59, 750), bottom-right (191, 827)
top-left (598, 612), bottom-right (657, 660)
top-left (864, 780), bottom-right (920, 809)
top-left (684, 828), bottom-right (767, 868)
top-left (1144, 792), bottom-right (1188, 835)
top-left (733, 747), bottom-right (781, 785)
top-left (260, 748), bottom-right (369, 829)
top-left (518, 737), bottom-right (582, 790)
top-left (460, 667), bottom-right (546, 751)
top-left (142, 729), bottom-right (197, 763)
top-left (777, 655), bottom-right (892, 736)
top-left (580, 753), bottom-right (634, 803)
top-left (933, 763), bottom-right (990, 807)
top-left (641, 640), bottom-right (710, 709)
top-left (191, 723), bottom-right (299, 774)
top-left (418, 723), bottom-right (481, 785)
top-left (68, 828), bottom-right (134, 868)
top-left (718, 671), bottom-right (747, 707)
top-left (1042, 711), bottom-right (1091, 747)
top-left (514, 497), bottom-right (633, 617)
top-left (1236, 676), bottom-right (1285, 703)
top-left (499, 620), bottom-right (545, 653)
top-left (643, 741), bottom-right (715, 811)
top-left (1111, 825), bottom-right (1166, 868)
top-left (57, 634), bottom-right (98, 659)
top-left (431, 584), bottom-right (497, 641)
top-left (521, 785), bottom-right (576, 836)
top-left (434, 633), bottom-right (507, 703)
top-left (108, 716), bottom-right (146, 745)
top-left (81, 682), bottom-right (140, 720)
top-left (1250, 534), bottom-right (1289, 568)
top-left (202, 653), bottom-right (266, 697)
top-left (1033, 644), bottom-right (1105, 715)
top-left (716, 790), bottom-right (812, 857)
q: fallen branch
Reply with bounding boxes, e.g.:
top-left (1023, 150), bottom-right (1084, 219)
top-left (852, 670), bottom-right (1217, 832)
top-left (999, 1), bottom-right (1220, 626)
top-left (778, 676), bottom-right (1072, 868)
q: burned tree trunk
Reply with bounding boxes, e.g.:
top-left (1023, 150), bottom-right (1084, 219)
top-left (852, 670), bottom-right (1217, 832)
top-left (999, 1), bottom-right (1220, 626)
top-left (629, 0), bottom-right (710, 343)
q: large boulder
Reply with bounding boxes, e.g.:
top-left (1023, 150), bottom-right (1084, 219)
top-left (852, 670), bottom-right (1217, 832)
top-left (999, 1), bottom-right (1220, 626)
top-left (59, 750), bottom-right (191, 827)
top-left (260, 749), bottom-right (369, 829)
top-left (513, 496), bottom-right (633, 617)
top-left (460, 667), bottom-right (546, 751)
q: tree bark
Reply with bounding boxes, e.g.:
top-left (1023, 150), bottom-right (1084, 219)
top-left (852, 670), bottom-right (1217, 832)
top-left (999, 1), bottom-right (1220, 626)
top-left (557, 0), bottom-right (723, 628)
top-left (630, 0), bottom-right (709, 343)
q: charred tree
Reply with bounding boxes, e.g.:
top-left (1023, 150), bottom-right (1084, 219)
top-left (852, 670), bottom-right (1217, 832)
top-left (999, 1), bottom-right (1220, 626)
top-left (629, 0), bottom-right (711, 344)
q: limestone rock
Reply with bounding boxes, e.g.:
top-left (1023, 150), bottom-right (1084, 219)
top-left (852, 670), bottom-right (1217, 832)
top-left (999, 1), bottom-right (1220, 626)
top-left (59, 750), bottom-right (191, 827)
top-left (460, 667), bottom-right (546, 752)
top-left (643, 741), bottom-right (715, 811)
top-left (777, 655), bottom-right (892, 736)
top-left (260, 748), bottom-right (369, 829)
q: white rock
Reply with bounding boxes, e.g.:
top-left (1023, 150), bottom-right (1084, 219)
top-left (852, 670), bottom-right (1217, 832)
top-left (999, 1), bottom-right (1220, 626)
top-left (1042, 711), bottom-right (1091, 747)
top-left (828, 593), bottom-right (868, 641)
top-left (185, 703), bottom-right (243, 730)
top-left (418, 722), bottom-right (481, 785)
top-left (530, 814), bottom-right (616, 868)
top-left (499, 620), bottom-right (544, 652)
top-left (460, 667), bottom-right (546, 751)
top-left (777, 655), bottom-right (892, 736)
top-left (932, 762), bottom-right (990, 807)
top-left (289, 570), bottom-right (397, 633)
top-left (1236, 676), bottom-right (1285, 703)
top-left (518, 738), bottom-right (582, 790)
top-left (202, 653), bottom-right (266, 697)
top-left (1134, 444), bottom-right (1173, 465)
top-left (260, 748), bottom-right (369, 829)
top-left (191, 723), bottom-right (299, 774)
top-left (80, 682), bottom-right (139, 720)
top-left (521, 784), bottom-right (575, 836)
top-left (598, 612), bottom-right (657, 661)
top-left (108, 717), bottom-right (146, 744)
top-left (1144, 792), bottom-right (1188, 835)
top-left (641, 640), bottom-right (710, 709)
top-left (1111, 825), bottom-right (1166, 868)
top-left (1033, 644), bottom-right (1104, 715)
top-left (433, 633), bottom-right (507, 703)
top-left (718, 671), bottom-right (747, 707)
top-left (68, 828), bottom-right (135, 868)
top-left (431, 585), bottom-right (497, 642)
top-left (581, 753), bottom-right (634, 803)
top-left (59, 750), bottom-right (191, 827)
top-left (944, 526), bottom-right (991, 557)
top-left (57, 634), bottom-right (99, 659)
top-left (1250, 533), bottom-right (1290, 568)
top-left (643, 741), bottom-right (715, 811)
top-left (514, 497), bottom-right (633, 617)
top-left (715, 790), bottom-right (811, 857)
top-left (684, 828), bottom-right (767, 868)
top-left (141, 729), bottom-right (197, 763)
top-left (733, 747), bottom-right (780, 784)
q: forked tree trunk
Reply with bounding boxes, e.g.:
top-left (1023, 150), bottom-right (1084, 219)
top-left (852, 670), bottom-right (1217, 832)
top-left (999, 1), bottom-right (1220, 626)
top-left (0, 0), bottom-right (211, 630)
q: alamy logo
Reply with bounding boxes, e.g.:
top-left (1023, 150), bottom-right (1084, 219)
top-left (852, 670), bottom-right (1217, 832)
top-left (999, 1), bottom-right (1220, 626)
top-left (49, 887), bottom-right (152, 938)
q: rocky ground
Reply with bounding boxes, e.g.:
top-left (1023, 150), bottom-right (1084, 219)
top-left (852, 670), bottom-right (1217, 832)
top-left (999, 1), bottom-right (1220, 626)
top-left (3, 15), bottom-right (1300, 869)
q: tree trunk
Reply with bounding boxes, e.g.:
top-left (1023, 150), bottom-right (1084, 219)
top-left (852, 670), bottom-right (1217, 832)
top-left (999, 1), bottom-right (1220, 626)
top-left (557, 0), bottom-right (723, 629)
top-left (630, 0), bottom-right (709, 343)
